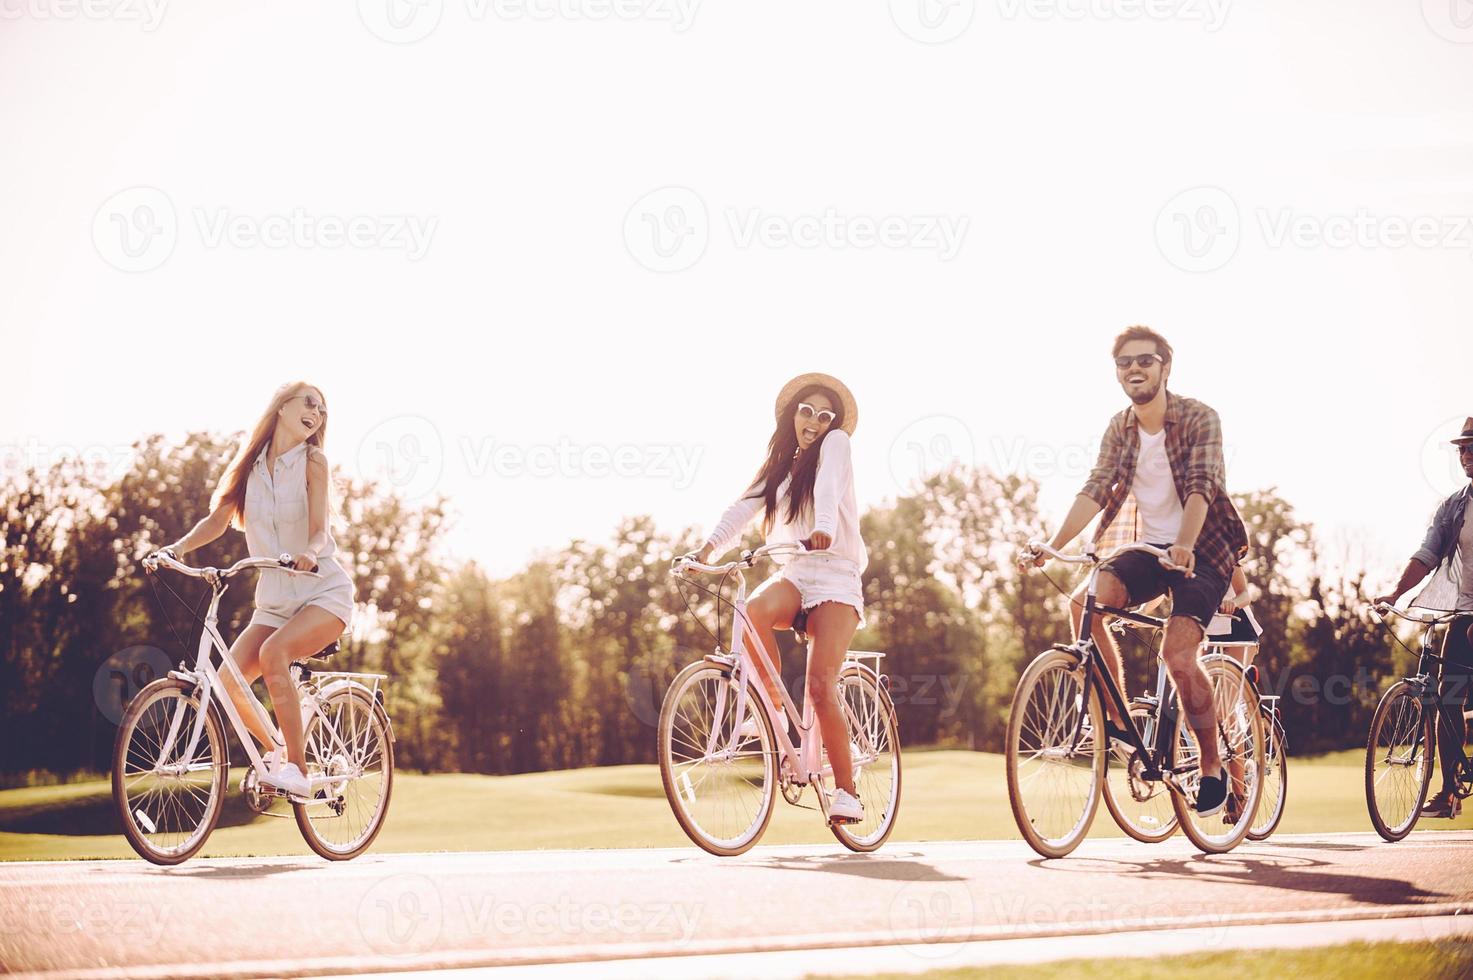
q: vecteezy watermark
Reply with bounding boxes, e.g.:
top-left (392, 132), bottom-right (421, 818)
top-left (1154, 185), bottom-right (1240, 273)
top-left (1421, 0), bottom-right (1473, 43)
top-left (92, 186), bottom-right (438, 272)
top-left (357, 875), bottom-right (445, 958)
top-left (888, 416), bottom-right (978, 493)
top-left (0, 898), bottom-right (172, 944)
top-left (1156, 185), bottom-right (1473, 273)
top-left (623, 186), bottom-right (709, 273)
top-left (460, 894), bottom-right (703, 943)
top-left (624, 187), bottom-right (969, 272)
top-left (887, 880), bottom-right (977, 959)
top-left (0, 436), bottom-right (137, 484)
top-left (890, 0), bottom-right (975, 43)
top-left (0, 0), bottom-right (168, 30)
top-left (994, 0), bottom-right (1232, 31)
top-left (982, 893), bottom-right (1234, 947)
top-left (1420, 415), bottom-right (1472, 498)
top-left (357, 0), bottom-right (700, 44)
top-left (356, 415), bottom-right (704, 500)
top-left (93, 646), bottom-right (173, 725)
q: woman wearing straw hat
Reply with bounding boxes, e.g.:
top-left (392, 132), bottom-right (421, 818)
top-left (689, 372), bottom-right (869, 825)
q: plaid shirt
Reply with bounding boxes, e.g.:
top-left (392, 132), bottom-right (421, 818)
top-left (1079, 390), bottom-right (1249, 580)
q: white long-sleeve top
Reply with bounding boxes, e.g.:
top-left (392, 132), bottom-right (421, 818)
top-left (703, 430), bottom-right (868, 569)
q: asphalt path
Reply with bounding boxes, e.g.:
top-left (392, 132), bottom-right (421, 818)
top-left (3, 832), bottom-right (1471, 978)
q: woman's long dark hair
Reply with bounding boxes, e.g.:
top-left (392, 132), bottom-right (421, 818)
top-left (745, 385), bottom-right (846, 535)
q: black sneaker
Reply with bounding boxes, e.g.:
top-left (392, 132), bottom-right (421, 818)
top-left (1196, 771), bottom-right (1227, 817)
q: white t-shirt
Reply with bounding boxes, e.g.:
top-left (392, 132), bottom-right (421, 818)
top-left (704, 430), bottom-right (868, 570)
top-left (1459, 501), bottom-right (1473, 612)
top-left (1132, 426), bottom-right (1184, 545)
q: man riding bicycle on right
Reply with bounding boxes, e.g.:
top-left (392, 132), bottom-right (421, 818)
top-left (1026, 325), bottom-right (1250, 817)
top-left (1374, 416), bottom-right (1473, 819)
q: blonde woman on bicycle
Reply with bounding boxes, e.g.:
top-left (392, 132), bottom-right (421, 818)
top-left (160, 381), bottom-right (356, 798)
top-left (687, 373), bottom-right (869, 825)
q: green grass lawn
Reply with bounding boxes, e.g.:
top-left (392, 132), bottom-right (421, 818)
top-left (811, 940), bottom-right (1473, 980)
top-left (3, 749), bottom-right (1470, 861)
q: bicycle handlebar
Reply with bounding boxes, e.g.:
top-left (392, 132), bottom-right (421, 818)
top-left (1371, 601), bottom-right (1460, 626)
top-left (1023, 539), bottom-right (1188, 574)
top-left (143, 550), bottom-right (322, 580)
top-left (671, 541), bottom-right (823, 577)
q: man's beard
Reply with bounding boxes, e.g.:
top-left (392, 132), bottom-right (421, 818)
top-left (1125, 379), bottom-right (1161, 405)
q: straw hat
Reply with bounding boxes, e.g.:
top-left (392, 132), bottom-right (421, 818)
top-left (774, 373), bottom-right (858, 435)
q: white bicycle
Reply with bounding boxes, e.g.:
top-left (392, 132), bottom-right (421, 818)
top-left (660, 542), bottom-right (902, 855)
top-left (112, 550), bottom-right (394, 865)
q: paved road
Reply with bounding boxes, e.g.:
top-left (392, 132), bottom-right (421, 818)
top-left (3, 833), bottom-right (1471, 979)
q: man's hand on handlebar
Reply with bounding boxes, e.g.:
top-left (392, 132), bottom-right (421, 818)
top-left (1166, 545), bottom-right (1196, 578)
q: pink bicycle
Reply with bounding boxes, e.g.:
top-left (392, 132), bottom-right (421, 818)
top-left (660, 542), bottom-right (902, 856)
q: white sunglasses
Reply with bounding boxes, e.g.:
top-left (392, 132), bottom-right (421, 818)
top-left (796, 402), bottom-right (837, 427)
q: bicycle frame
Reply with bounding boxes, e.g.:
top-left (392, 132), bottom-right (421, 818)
top-left (1379, 606), bottom-right (1468, 783)
top-left (148, 559), bottom-right (386, 799)
top-left (685, 545), bottom-right (876, 789)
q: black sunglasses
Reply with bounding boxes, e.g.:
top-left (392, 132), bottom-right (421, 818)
top-left (1459, 443), bottom-right (1473, 456)
top-left (1114, 353), bottom-right (1165, 370)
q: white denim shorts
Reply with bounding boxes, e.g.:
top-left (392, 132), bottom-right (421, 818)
top-left (249, 555), bottom-right (355, 632)
top-left (769, 553), bottom-right (866, 629)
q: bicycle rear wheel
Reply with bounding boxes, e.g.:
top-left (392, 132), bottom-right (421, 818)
top-left (1365, 680), bottom-right (1433, 842)
top-left (1006, 649), bottom-right (1105, 859)
top-left (1172, 655), bottom-right (1263, 854)
top-left (294, 688), bottom-right (395, 860)
top-left (1247, 708), bottom-right (1288, 841)
top-left (1102, 704), bottom-right (1177, 843)
top-left (828, 664), bottom-right (902, 853)
top-left (658, 661), bottom-right (777, 856)
top-left (111, 678), bottom-right (228, 865)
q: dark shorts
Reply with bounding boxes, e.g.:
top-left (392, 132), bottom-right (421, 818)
top-left (1100, 544), bottom-right (1230, 632)
top-left (1443, 615), bottom-right (1473, 670)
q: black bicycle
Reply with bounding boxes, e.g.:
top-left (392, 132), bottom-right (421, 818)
top-left (1007, 541), bottom-right (1265, 857)
top-left (1365, 603), bottom-right (1472, 841)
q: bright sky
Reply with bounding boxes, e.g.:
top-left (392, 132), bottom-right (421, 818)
top-left (3, 2), bottom-right (1470, 582)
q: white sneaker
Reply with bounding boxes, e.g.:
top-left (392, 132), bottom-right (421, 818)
top-left (259, 760), bottom-right (312, 798)
top-left (829, 788), bottom-right (864, 825)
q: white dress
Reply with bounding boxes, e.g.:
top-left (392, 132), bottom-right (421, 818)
top-left (243, 440), bottom-right (355, 631)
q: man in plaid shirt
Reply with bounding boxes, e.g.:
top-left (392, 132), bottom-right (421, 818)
top-left (1027, 325), bottom-right (1249, 817)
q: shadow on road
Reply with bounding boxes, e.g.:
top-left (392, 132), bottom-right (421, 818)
top-left (92, 860), bottom-right (322, 880)
top-left (742, 850), bottom-right (967, 883)
top-left (1028, 850), bottom-right (1453, 907)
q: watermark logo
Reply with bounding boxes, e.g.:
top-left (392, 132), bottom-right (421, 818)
top-left (1155, 185), bottom-right (1240, 273)
top-left (887, 881), bottom-right (976, 958)
top-left (1422, 0), bottom-right (1473, 43)
top-left (93, 186), bottom-right (178, 274)
top-left (1420, 415), bottom-right (1471, 498)
top-left (890, 0), bottom-right (975, 43)
top-left (357, 415), bottom-right (446, 501)
top-left (93, 646), bottom-right (172, 725)
top-left (624, 186), bottom-right (709, 273)
top-left (357, 875), bottom-right (444, 957)
top-left (888, 415), bottom-right (977, 492)
top-left (358, 0), bottom-right (444, 43)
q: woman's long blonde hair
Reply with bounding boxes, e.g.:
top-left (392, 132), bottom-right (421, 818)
top-left (212, 381), bottom-right (333, 531)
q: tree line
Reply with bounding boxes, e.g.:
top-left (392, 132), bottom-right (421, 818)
top-left (0, 432), bottom-right (1414, 783)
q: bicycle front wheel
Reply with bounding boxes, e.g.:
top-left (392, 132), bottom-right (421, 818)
top-left (1365, 680), bottom-right (1433, 842)
top-left (1102, 704), bottom-right (1177, 843)
top-left (1247, 708), bottom-right (1288, 841)
top-left (111, 678), bottom-right (229, 866)
top-left (658, 661), bottom-right (777, 856)
top-left (829, 664), bottom-right (902, 853)
top-left (1172, 655), bottom-right (1264, 854)
top-left (294, 688), bottom-right (395, 860)
top-left (1006, 649), bottom-right (1105, 859)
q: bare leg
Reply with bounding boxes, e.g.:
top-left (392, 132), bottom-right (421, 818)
top-left (258, 606), bottom-right (345, 770)
top-left (220, 624), bottom-right (279, 751)
top-left (1163, 616), bottom-right (1221, 775)
top-left (1071, 573), bottom-right (1131, 726)
top-left (807, 601), bottom-right (861, 795)
top-left (745, 578), bottom-right (802, 722)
